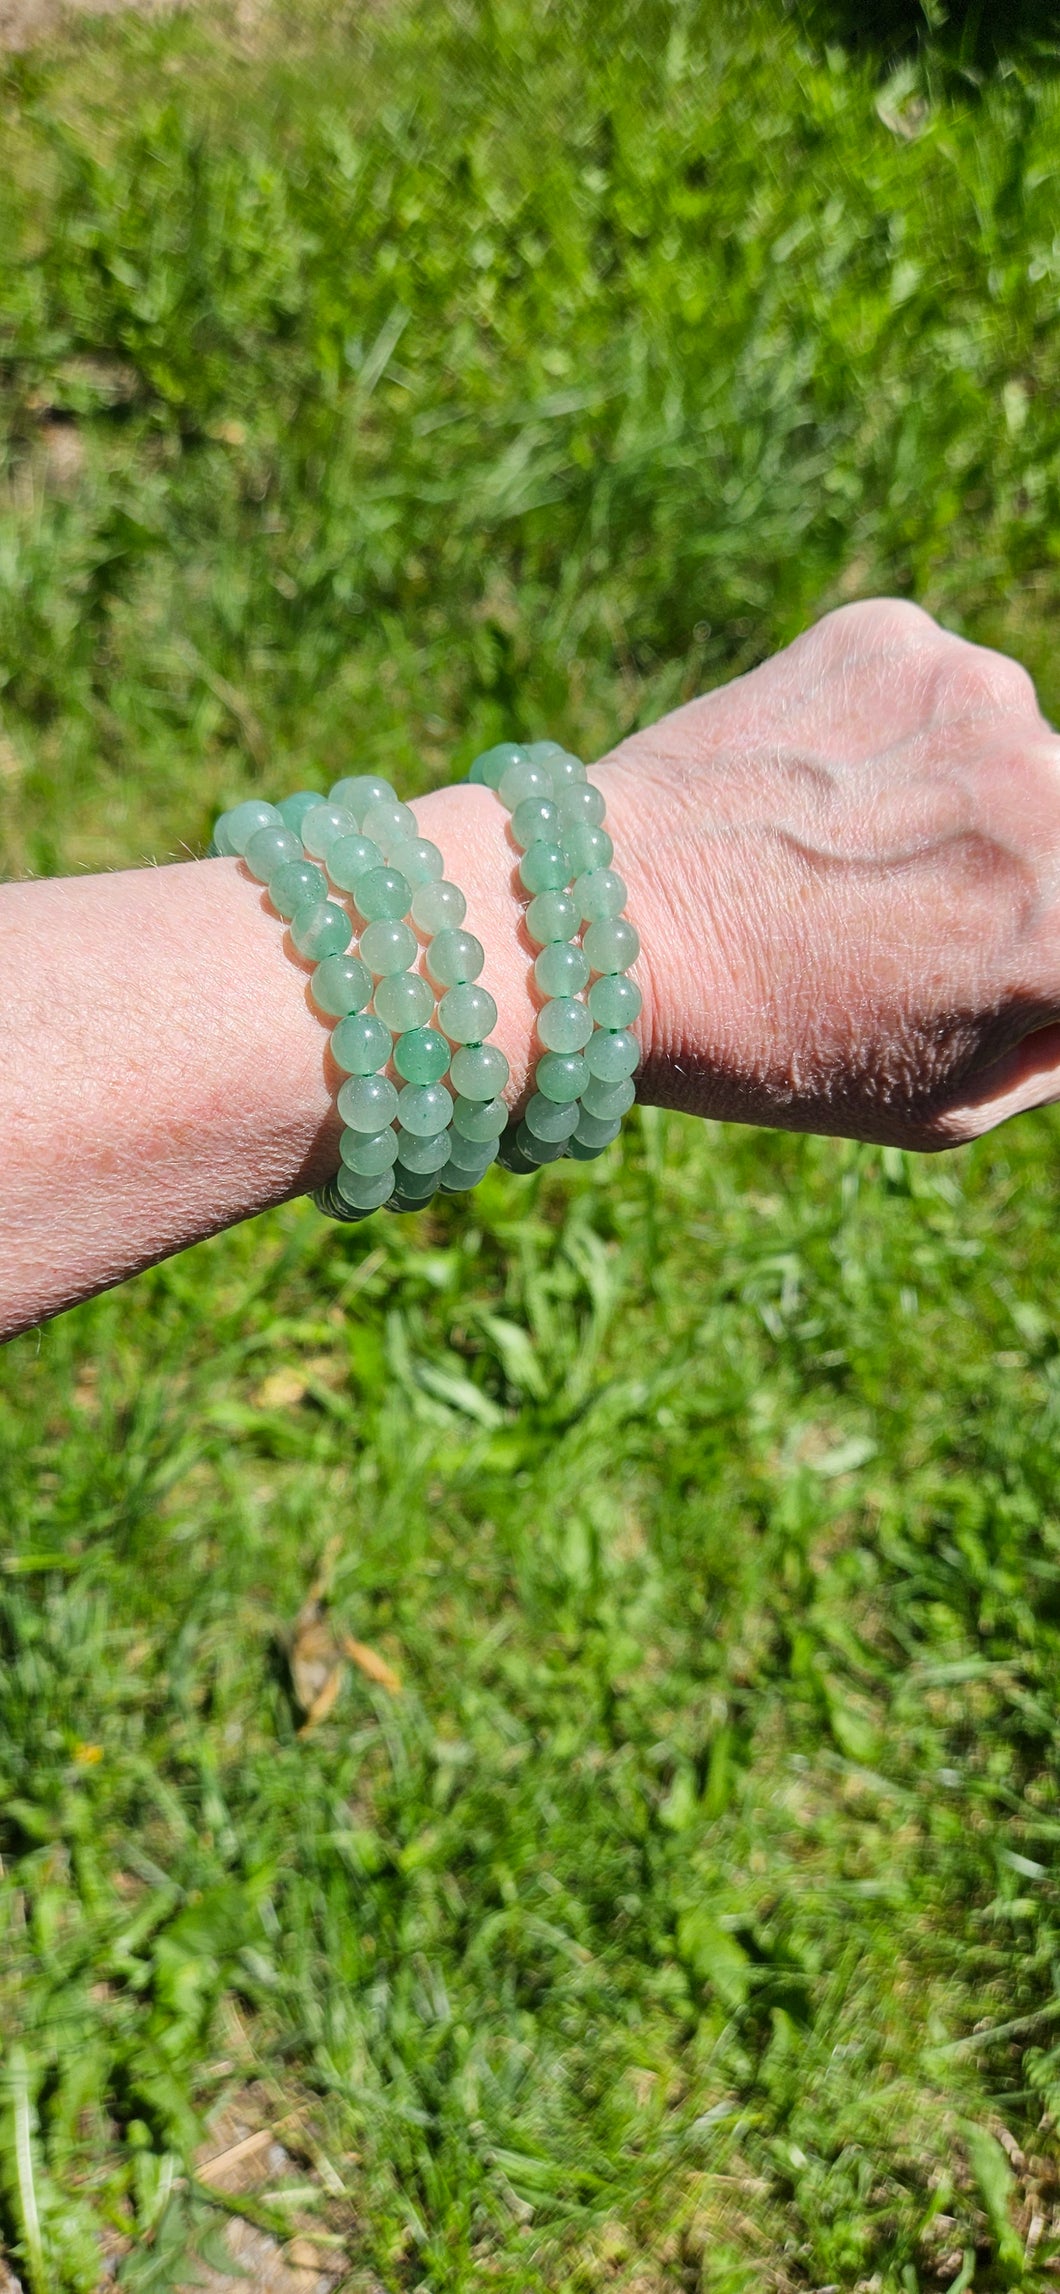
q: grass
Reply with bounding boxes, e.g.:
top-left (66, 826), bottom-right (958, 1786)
top-left (5, 0), bottom-right (1060, 2284)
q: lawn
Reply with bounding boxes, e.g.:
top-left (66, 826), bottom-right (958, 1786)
top-left (5, 1), bottom-right (1060, 2286)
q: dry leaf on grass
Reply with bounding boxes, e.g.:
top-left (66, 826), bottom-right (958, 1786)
top-left (289, 1601), bottom-right (402, 1734)
top-left (343, 1635), bottom-right (402, 1694)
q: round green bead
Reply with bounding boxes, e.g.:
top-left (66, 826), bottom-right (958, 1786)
top-left (427, 928), bottom-right (484, 988)
top-left (533, 942), bottom-right (590, 999)
top-left (514, 1122), bottom-right (565, 1165)
top-left (311, 953), bottom-right (373, 1018)
top-left (584, 917), bottom-right (641, 975)
top-left (524, 739), bottom-right (566, 763)
top-left (387, 835), bottom-right (444, 887)
top-left (244, 824), bottom-right (302, 881)
top-left (340, 1124), bottom-right (399, 1175)
top-left (496, 1132), bottom-right (543, 1176)
top-left (450, 1043), bottom-right (510, 1098)
top-left (224, 799), bottom-right (282, 854)
top-left (269, 858), bottom-right (329, 918)
top-left (451, 1093), bottom-right (508, 1142)
top-left (567, 1136), bottom-right (608, 1163)
top-left (335, 1163), bottom-right (395, 1212)
top-left (510, 797), bottom-right (561, 850)
top-left (547, 752), bottom-right (587, 790)
top-left (362, 797), bottom-right (417, 851)
top-left (355, 866), bottom-right (412, 923)
top-left (411, 879), bottom-right (467, 934)
top-left (395, 1083), bottom-right (452, 1138)
top-left (524, 1092), bottom-right (580, 1143)
top-left (581, 1073), bottom-right (636, 1120)
top-left (442, 1140), bottom-right (499, 1187)
top-left (337, 1073), bottom-right (399, 1131)
top-left (563, 821), bottom-right (613, 876)
top-left (361, 919), bottom-right (418, 976)
top-left (391, 1162), bottom-right (437, 1202)
top-left (499, 757), bottom-right (553, 809)
top-left (439, 984), bottom-right (498, 1043)
top-left (575, 867), bottom-right (627, 922)
top-left (276, 790), bottom-right (324, 835)
top-left (584, 1027), bottom-right (639, 1082)
top-left (210, 810), bottom-right (237, 855)
top-left (468, 742), bottom-right (527, 789)
top-left (301, 802), bottom-right (357, 856)
top-left (588, 973), bottom-right (643, 1028)
top-left (534, 1050), bottom-right (588, 1102)
top-left (394, 1026), bottom-right (451, 1084)
top-left (331, 1012), bottom-right (393, 1075)
top-left (291, 900), bottom-right (353, 960)
top-left (326, 833), bottom-right (384, 892)
top-left (395, 1126), bottom-right (452, 1174)
top-left (525, 890), bottom-right (578, 946)
top-left (536, 996), bottom-right (593, 1054)
top-left (329, 774), bottom-right (395, 821)
top-left (518, 840), bottom-right (570, 896)
top-left (556, 782), bottom-right (606, 829)
top-left (373, 970), bottom-right (435, 1032)
top-left (575, 1109), bottom-right (622, 1151)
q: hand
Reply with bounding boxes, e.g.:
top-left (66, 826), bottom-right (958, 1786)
top-left (599, 599), bottom-right (1060, 1148)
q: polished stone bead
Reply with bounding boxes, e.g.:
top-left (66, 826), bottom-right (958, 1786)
top-left (326, 833), bottom-right (384, 892)
top-left (575, 867), bottom-right (627, 922)
top-left (337, 1072), bottom-right (399, 1130)
top-left (387, 835), bottom-right (444, 886)
top-left (563, 821), bottom-right (613, 876)
top-left (335, 1162), bottom-right (395, 1212)
top-left (441, 1140), bottom-right (499, 1187)
top-left (391, 1162), bottom-right (438, 1202)
top-left (362, 797), bottom-right (417, 851)
top-left (450, 1043), bottom-right (510, 1098)
top-left (547, 751), bottom-right (587, 790)
top-left (439, 984), bottom-right (498, 1042)
top-left (355, 865), bottom-right (412, 922)
top-left (411, 878), bottom-right (467, 934)
top-left (276, 790), bottom-right (324, 835)
top-left (584, 1027), bottom-right (639, 1081)
top-left (269, 859), bottom-right (329, 918)
top-left (209, 811), bottom-right (236, 855)
top-left (373, 970), bottom-right (435, 1032)
top-left (394, 1026), bottom-right (451, 1084)
top-left (291, 900), bottom-right (353, 960)
top-left (533, 941), bottom-right (590, 999)
top-left (534, 1050), bottom-right (588, 1102)
top-left (361, 919), bottom-right (418, 976)
top-left (244, 823), bottom-right (303, 881)
top-left (469, 742), bottom-right (527, 788)
top-left (536, 996), bottom-right (593, 1054)
top-left (556, 781), bottom-right (606, 829)
top-left (524, 1092), bottom-right (580, 1143)
top-left (311, 953), bottom-right (373, 1018)
top-left (510, 797), bottom-right (562, 850)
top-left (340, 1124), bottom-right (399, 1174)
top-left (499, 757), bottom-right (553, 809)
top-left (525, 890), bottom-right (578, 946)
top-left (567, 1136), bottom-right (608, 1162)
top-left (329, 774), bottom-right (395, 821)
top-left (301, 801), bottom-right (358, 856)
top-left (395, 1126), bottom-right (452, 1173)
top-left (575, 1109), bottom-right (623, 1150)
top-left (524, 739), bottom-right (566, 762)
top-left (588, 973), bottom-right (643, 1027)
top-left (451, 1093), bottom-right (508, 1142)
top-left (397, 1081), bottom-right (453, 1137)
top-left (581, 1073), bottom-right (636, 1120)
top-left (514, 1122), bottom-right (566, 1164)
top-left (584, 917), bottom-right (641, 975)
top-left (223, 799), bottom-right (282, 853)
top-left (331, 1012), bottom-right (393, 1074)
top-left (518, 840), bottom-right (570, 896)
top-left (427, 928), bottom-right (484, 987)
top-left (316, 1177), bottom-right (371, 1221)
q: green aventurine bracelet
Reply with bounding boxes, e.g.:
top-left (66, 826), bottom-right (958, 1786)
top-left (210, 781), bottom-right (510, 1222)
top-left (466, 740), bottom-right (641, 1172)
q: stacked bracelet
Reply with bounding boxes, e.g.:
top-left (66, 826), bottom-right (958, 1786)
top-left (210, 781), bottom-right (510, 1222)
top-left (466, 740), bottom-right (641, 1171)
top-left (209, 734), bottom-right (639, 1221)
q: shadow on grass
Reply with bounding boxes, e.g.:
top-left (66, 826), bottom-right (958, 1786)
top-left (794, 0), bottom-right (1060, 73)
